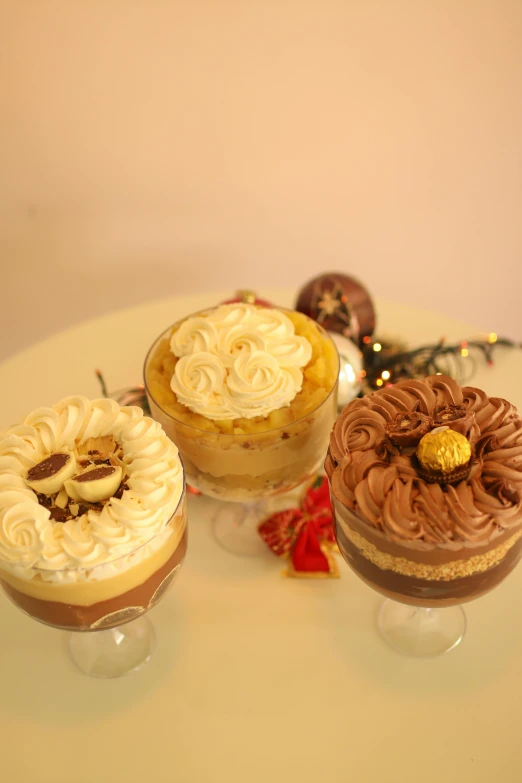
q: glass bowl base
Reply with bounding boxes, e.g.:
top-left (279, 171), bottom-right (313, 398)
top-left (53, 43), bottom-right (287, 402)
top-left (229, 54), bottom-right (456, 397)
top-left (377, 598), bottom-right (466, 658)
top-left (68, 615), bottom-right (156, 678)
top-left (212, 501), bottom-right (269, 557)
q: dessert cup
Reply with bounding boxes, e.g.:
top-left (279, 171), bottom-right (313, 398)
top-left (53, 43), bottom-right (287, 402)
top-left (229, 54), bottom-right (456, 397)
top-left (0, 396), bottom-right (187, 677)
top-left (326, 374), bottom-right (522, 657)
top-left (144, 307), bottom-right (339, 555)
top-left (0, 490), bottom-right (187, 677)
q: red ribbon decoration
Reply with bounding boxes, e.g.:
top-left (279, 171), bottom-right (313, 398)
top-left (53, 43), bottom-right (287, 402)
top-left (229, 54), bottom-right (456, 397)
top-left (258, 477), bottom-right (339, 578)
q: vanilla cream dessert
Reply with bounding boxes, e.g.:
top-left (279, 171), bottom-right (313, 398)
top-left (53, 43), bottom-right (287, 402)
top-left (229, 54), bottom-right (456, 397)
top-left (325, 375), bottom-right (522, 607)
top-left (145, 304), bottom-right (339, 500)
top-left (0, 397), bottom-right (186, 630)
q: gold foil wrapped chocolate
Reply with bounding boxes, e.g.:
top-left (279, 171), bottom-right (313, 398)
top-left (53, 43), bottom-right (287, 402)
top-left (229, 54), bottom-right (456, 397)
top-left (416, 426), bottom-right (472, 484)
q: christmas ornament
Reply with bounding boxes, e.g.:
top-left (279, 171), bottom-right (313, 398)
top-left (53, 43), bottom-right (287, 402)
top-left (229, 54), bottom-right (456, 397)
top-left (258, 476), bottom-right (339, 578)
top-left (295, 273), bottom-right (375, 346)
top-left (327, 331), bottom-right (363, 409)
top-left (222, 289), bottom-right (273, 307)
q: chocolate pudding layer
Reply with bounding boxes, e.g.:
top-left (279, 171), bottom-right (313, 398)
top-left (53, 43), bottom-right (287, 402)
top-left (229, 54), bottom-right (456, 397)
top-left (325, 375), bottom-right (522, 607)
top-left (0, 527), bottom-right (187, 630)
top-left (334, 503), bottom-right (522, 607)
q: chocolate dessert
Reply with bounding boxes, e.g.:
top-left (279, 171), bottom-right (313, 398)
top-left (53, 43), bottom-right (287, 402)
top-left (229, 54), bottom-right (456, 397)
top-left (325, 375), bottom-right (522, 607)
top-left (0, 396), bottom-right (187, 630)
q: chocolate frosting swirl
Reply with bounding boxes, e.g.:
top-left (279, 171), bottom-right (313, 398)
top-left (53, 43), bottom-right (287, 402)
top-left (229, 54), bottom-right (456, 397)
top-left (390, 380), bottom-right (438, 414)
top-left (425, 375), bottom-right (463, 407)
top-left (326, 374), bottom-right (522, 544)
top-left (461, 386), bottom-right (490, 414)
top-left (329, 408), bottom-right (387, 462)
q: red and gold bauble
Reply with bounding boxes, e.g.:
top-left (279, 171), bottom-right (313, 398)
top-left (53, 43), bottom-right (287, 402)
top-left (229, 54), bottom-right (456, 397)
top-left (295, 273), bottom-right (375, 347)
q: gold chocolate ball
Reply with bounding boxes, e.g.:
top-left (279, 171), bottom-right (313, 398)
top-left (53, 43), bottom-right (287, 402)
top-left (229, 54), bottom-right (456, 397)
top-left (416, 426), bottom-right (471, 475)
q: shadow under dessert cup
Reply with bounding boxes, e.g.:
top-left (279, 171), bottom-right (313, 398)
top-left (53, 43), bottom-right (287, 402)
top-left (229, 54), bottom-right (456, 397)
top-left (325, 374), bottom-right (522, 657)
top-left (0, 397), bottom-right (187, 678)
top-left (144, 303), bottom-right (339, 555)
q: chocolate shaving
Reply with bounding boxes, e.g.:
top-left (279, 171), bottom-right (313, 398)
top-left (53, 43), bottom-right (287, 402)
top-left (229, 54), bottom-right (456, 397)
top-left (113, 482), bottom-right (129, 499)
top-left (386, 411), bottom-right (432, 447)
top-left (49, 506), bottom-right (69, 522)
top-left (37, 476), bottom-right (120, 524)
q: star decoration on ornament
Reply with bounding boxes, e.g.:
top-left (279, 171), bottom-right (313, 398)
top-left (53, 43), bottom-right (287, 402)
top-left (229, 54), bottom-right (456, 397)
top-left (314, 282), bottom-right (359, 340)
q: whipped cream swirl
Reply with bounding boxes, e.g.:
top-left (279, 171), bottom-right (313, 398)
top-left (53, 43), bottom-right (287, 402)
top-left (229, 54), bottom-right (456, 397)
top-left (169, 304), bottom-right (312, 420)
top-left (0, 397), bottom-right (184, 581)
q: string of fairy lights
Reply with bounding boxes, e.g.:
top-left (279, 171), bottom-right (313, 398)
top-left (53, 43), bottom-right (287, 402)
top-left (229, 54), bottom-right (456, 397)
top-left (293, 275), bottom-right (522, 396)
top-left (360, 332), bottom-right (522, 392)
top-left (96, 331), bottom-right (522, 409)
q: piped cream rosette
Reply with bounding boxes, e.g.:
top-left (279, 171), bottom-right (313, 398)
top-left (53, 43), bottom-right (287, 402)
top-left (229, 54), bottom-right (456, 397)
top-left (169, 304), bottom-right (313, 420)
top-left (0, 397), bottom-right (184, 582)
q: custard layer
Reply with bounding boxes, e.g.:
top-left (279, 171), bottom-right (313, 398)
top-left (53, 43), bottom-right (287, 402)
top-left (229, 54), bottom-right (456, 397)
top-left (0, 511), bottom-right (186, 606)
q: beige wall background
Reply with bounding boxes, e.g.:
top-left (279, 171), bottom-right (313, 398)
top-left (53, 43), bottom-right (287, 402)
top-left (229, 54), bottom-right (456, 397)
top-left (1, 0), bottom-right (521, 360)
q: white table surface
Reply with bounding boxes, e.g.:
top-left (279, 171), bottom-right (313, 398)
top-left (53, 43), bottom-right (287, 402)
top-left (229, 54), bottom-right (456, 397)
top-left (1, 289), bottom-right (521, 783)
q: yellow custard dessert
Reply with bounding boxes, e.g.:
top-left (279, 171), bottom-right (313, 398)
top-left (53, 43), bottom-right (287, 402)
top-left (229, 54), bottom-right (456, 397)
top-left (144, 304), bottom-right (339, 500)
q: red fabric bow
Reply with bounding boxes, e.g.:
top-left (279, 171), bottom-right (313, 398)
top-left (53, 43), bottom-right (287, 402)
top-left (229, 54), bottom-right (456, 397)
top-left (258, 477), bottom-right (339, 578)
